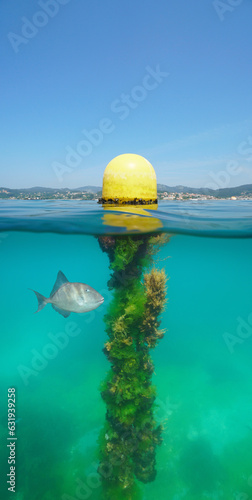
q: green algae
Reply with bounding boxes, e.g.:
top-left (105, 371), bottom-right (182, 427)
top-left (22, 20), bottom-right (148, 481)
top-left (6, 232), bottom-right (252, 500)
top-left (97, 234), bottom-right (170, 499)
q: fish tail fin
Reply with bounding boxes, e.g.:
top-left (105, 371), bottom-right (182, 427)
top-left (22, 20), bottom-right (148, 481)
top-left (29, 289), bottom-right (48, 313)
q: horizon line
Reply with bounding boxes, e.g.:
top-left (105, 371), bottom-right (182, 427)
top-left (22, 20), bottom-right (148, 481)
top-left (1, 182), bottom-right (252, 192)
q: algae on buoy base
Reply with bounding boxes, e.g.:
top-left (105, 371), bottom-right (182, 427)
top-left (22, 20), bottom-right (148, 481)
top-left (98, 234), bottom-right (169, 499)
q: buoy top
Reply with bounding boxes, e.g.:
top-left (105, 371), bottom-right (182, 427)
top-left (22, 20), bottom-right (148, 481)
top-left (100, 154), bottom-right (157, 205)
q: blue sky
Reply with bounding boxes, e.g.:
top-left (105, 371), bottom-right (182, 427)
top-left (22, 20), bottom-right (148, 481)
top-left (1, 0), bottom-right (252, 188)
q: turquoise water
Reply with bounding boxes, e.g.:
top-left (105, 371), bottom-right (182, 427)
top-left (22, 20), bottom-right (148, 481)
top-left (0, 200), bottom-right (252, 500)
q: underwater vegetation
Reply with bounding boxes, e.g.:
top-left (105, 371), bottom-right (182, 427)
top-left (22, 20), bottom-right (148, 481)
top-left (97, 234), bottom-right (170, 499)
top-left (2, 231), bottom-right (251, 500)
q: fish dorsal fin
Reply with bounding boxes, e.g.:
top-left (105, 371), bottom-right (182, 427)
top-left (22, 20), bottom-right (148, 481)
top-left (50, 271), bottom-right (69, 297)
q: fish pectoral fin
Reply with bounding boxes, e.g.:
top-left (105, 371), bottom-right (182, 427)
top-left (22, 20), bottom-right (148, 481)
top-left (50, 271), bottom-right (69, 297)
top-left (52, 304), bottom-right (71, 318)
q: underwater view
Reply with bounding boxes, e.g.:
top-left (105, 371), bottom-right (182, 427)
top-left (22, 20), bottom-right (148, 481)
top-left (1, 200), bottom-right (252, 500)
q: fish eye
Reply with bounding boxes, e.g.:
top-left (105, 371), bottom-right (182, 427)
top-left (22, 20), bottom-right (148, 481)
top-left (86, 288), bottom-right (90, 292)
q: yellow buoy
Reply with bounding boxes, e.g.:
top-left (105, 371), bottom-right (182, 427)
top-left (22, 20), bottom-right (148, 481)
top-left (100, 153), bottom-right (157, 205)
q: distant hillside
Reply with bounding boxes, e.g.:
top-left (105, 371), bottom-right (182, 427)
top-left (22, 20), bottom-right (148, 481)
top-left (74, 186), bottom-right (102, 193)
top-left (157, 184), bottom-right (212, 194)
top-left (0, 184), bottom-right (251, 199)
top-left (217, 184), bottom-right (252, 197)
top-left (0, 186), bottom-right (68, 194)
top-left (0, 186), bottom-right (101, 194)
top-left (157, 183), bottom-right (252, 197)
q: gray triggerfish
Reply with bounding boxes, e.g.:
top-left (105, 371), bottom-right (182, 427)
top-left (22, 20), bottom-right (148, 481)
top-left (30, 271), bottom-right (104, 318)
